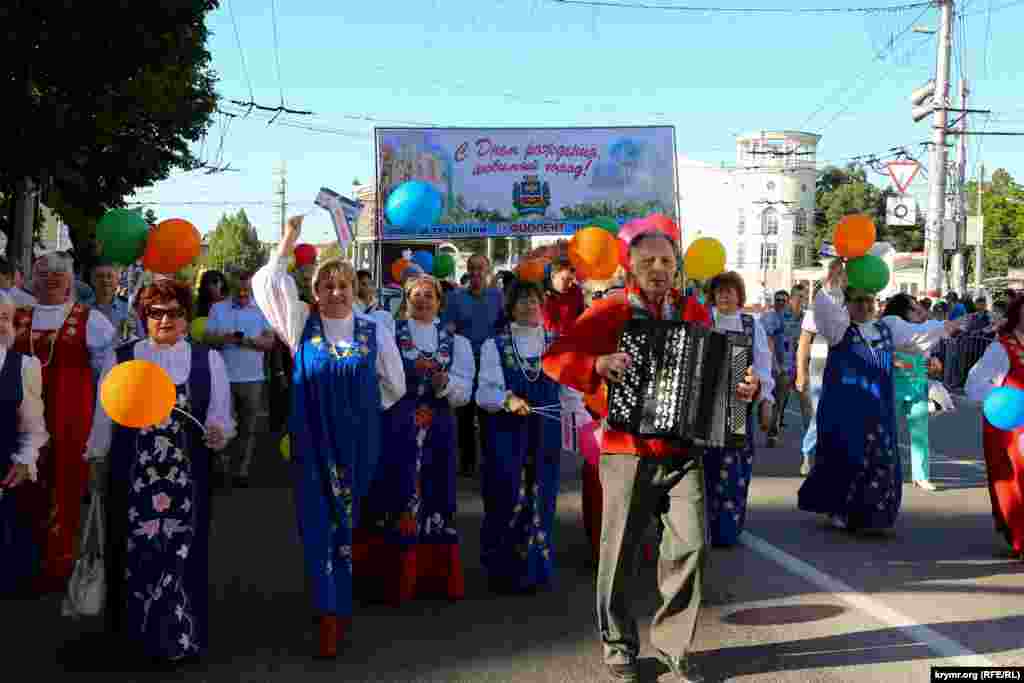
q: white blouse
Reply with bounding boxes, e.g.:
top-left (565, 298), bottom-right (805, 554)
top-left (83, 339), bottom-right (237, 461)
top-left (252, 253), bottom-right (406, 409)
top-left (812, 287), bottom-right (949, 353)
top-left (29, 302), bottom-right (116, 378)
top-left (0, 349), bottom-right (48, 479)
top-left (476, 323), bottom-right (569, 413)
top-left (966, 338), bottom-right (1017, 404)
top-left (713, 311), bottom-right (775, 403)
top-left (401, 318), bottom-right (475, 409)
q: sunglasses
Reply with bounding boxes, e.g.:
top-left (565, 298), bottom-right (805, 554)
top-left (146, 306), bottom-right (187, 321)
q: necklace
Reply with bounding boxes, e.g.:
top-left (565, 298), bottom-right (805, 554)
top-left (29, 303), bottom-right (73, 369)
top-left (510, 325), bottom-right (543, 383)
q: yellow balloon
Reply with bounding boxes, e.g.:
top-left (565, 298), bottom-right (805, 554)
top-left (683, 237), bottom-right (727, 281)
top-left (101, 360), bottom-right (176, 428)
top-left (190, 316), bottom-right (208, 341)
top-left (280, 435), bottom-right (291, 462)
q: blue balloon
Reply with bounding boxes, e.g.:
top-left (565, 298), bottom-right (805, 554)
top-left (412, 250), bottom-right (434, 273)
top-left (983, 386), bottom-right (1024, 431)
top-left (385, 180), bottom-right (443, 229)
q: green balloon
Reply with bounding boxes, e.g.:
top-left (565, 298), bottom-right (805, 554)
top-left (846, 254), bottom-right (889, 293)
top-left (96, 208), bottom-right (149, 265)
top-left (590, 215), bottom-right (620, 235)
top-left (433, 252), bottom-right (455, 278)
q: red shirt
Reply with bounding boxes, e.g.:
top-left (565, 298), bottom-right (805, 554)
top-left (542, 287), bottom-right (711, 457)
top-left (542, 284), bottom-right (585, 337)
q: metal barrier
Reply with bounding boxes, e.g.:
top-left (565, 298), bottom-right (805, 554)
top-left (935, 332), bottom-right (994, 390)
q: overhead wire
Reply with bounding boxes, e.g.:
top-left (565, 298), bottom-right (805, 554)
top-left (270, 0), bottom-right (285, 107)
top-left (548, 0), bottom-right (937, 13)
top-left (225, 0), bottom-right (255, 110)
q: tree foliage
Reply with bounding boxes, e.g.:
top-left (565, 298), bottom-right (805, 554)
top-left (964, 169), bottom-right (1024, 282)
top-left (813, 164), bottom-right (924, 259)
top-left (204, 210), bottom-right (268, 279)
top-left (0, 1), bottom-right (220, 268)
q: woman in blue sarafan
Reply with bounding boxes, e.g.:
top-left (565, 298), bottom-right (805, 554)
top-left (476, 281), bottom-right (563, 594)
top-left (360, 274), bottom-right (474, 605)
top-left (83, 279), bottom-right (235, 666)
top-left (798, 259), bottom-right (958, 532)
top-left (253, 216), bottom-right (405, 659)
top-left (703, 272), bottom-right (775, 547)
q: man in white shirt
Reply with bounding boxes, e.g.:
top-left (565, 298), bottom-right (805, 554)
top-left (205, 273), bottom-right (276, 488)
top-left (795, 302), bottom-right (830, 476)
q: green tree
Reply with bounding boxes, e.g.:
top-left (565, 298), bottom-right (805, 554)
top-left (1, 1), bottom-right (220, 270)
top-left (144, 208), bottom-right (159, 225)
top-left (812, 164), bottom-right (924, 259)
top-left (204, 210), bottom-right (268, 279)
top-left (967, 169), bottom-right (1024, 281)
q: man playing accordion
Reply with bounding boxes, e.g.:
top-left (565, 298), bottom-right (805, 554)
top-left (543, 231), bottom-right (760, 683)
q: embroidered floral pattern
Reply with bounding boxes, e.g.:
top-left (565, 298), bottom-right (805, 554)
top-left (124, 385), bottom-right (200, 660)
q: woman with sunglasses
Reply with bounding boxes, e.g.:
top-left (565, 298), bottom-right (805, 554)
top-left (798, 259), bottom-right (961, 533)
top-left (966, 295), bottom-right (1024, 560)
top-left (83, 278), bottom-right (235, 667)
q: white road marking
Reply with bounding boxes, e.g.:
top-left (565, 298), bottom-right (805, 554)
top-left (740, 532), bottom-right (998, 667)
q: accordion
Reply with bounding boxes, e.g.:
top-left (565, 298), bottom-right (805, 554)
top-left (606, 319), bottom-right (753, 449)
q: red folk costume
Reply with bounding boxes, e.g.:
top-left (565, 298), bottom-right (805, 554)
top-left (543, 287), bottom-right (711, 457)
top-left (542, 284), bottom-right (585, 337)
top-left (13, 304), bottom-right (96, 588)
top-left (981, 333), bottom-right (1024, 556)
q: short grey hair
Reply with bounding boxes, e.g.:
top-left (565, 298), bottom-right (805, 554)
top-left (0, 290), bottom-right (14, 309)
top-left (30, 251), bottom-right (75, 301)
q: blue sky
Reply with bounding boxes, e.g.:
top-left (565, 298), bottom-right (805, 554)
top-left (128, 0), bottom-right (1024, 244)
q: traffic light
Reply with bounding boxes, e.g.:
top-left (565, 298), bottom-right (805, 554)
top-left (911, 79), bottom-right (936, 122)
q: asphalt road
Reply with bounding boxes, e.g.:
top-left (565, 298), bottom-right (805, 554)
top-left (5, 398), bottom-right (1023, 682)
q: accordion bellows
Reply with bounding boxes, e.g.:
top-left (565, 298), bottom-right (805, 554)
top-left (606, 319), bottom-right (753, 449)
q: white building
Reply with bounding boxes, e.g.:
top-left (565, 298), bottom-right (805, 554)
top-left (679, 130), bottom-right (820, 304)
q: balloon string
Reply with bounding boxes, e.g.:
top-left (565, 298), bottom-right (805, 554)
top-left (173, 407), bottom-right (207, 434)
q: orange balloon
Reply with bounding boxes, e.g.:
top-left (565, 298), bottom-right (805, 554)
top-left (569, 227), bottom-right (619, 281)
top-left (100, 360), bottom-right (177, 428)
top-left (390, 258), bottom-right (411, 283)
top-left (142, 219), bottom-right (201, 274)
top-left (516, 258), bottom-right (547, 283)
top-left (834, 214), bottom-right (876, 259)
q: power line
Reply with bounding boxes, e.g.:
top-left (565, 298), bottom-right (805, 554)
top-left (225, 0), bottom-right (255, 108)
top-left (801, 5), bottom-right (932, 129)
top-left (549, 0), bottom-right (936, 12)
top-left (270, 0), bottom-right (285, 108)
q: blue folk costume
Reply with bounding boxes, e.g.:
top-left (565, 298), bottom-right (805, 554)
top-left (290, 312), bottom-right (381, 619)
top-left (360, 319), bottom-right (464, 603)
top-left (702, 313), bottom-right (757, 547)
top-left (798, 321), bottom-right (903, 530)
top-left (0, 351), bottom-right (39, 596)
top-left (103, 341), bottom-right (213, 661)
top-left (480, 327), bottom-right (561, 593)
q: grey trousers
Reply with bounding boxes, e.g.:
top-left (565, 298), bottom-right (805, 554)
top-left (226, 380), bottom-right (265, 477)
top-left (596, 453), bottom-right (707, 663)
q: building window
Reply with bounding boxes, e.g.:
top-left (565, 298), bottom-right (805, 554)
top-left (766, 181), bottom-right (776, 192)
top-left (760, 243), bottom-right (778, 270)
top-left (762, 208), bottom-right (778, 235)
top-left (794, 245), bottom-right (805, 267)
top-left (801, 183), bottom-right (808, 193)
top-left (793, 209), bottom-right (807, 235)
top-left (736, 242), bottom-right (746, 268)
top-left (738, 209), bottom-right (745, 235)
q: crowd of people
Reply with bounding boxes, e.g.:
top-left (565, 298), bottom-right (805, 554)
top-left (1, 225), bottom-right (1023, 682)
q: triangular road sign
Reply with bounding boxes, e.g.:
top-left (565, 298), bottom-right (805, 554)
top-left (886, 160), bottom-right (921, 194)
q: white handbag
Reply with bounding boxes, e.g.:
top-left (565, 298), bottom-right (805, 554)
top-left (62, 492), bottom-right (105, 618)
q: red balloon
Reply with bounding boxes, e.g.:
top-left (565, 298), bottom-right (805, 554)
top-left (294, 244), bottom-right (317, 267)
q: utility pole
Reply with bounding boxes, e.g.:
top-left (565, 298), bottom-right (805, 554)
top-left (273, 161), bottom-right (287, 240)
top-left (923, 0), bottom-right (954, 297)
top-left (975, 163), bottom-right (984, 290)
top-left (951, 77), bottom-right (968, 295)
